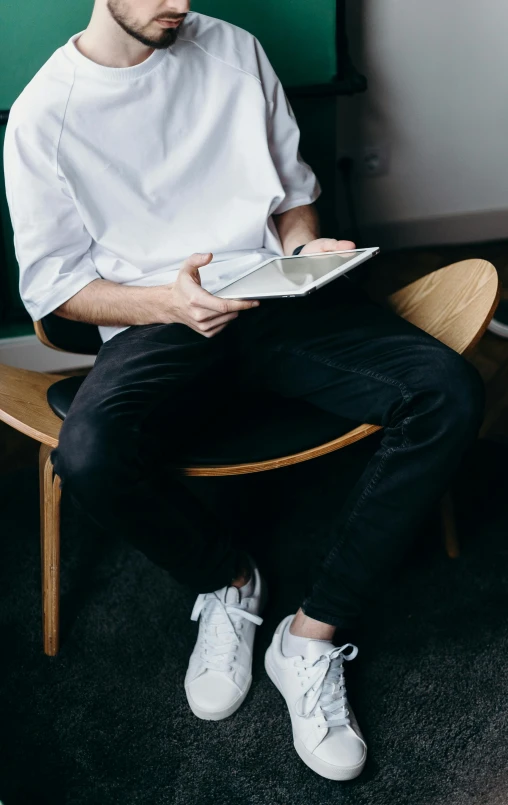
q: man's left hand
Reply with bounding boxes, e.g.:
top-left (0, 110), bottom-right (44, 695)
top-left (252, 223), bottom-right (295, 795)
top-left (300, 238), bottom-right (356, 255)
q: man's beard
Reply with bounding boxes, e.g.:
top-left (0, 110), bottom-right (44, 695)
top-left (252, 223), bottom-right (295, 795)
top-left (107, 0), bottom-right (185, 49)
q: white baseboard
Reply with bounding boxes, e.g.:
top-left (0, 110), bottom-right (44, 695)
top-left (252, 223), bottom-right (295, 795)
top-left (362, 208), bottom-right (508, 250)
top-left (0, 334), bottom-right (96, 372)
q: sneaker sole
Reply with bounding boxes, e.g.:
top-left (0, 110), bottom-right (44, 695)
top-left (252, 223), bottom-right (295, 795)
top-left (264, 648), bottom-right (367, 781)
top-left (488, 318), bottom-right (508, 339)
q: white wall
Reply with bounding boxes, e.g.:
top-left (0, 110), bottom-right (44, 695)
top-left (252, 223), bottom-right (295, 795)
top-left (0, 336), bottom-right (95, 371)
top-left (337, 0), bottom-right (508, 247)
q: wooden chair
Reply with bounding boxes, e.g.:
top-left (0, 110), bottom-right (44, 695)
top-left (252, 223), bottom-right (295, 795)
top-left (0, 258), bottom-right (499, 656)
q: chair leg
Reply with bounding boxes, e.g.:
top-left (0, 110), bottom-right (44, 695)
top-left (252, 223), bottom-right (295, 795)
top-left (441, 490), bottom-right (460, 559)
top-left (39, 443), bottom-right (61, 656)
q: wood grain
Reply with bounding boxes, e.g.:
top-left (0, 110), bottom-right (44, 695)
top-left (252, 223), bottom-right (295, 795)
top-left (0, 364), bottom-right (65, 446)
top-left (183, 423), bottom-right (382, 476)
top-left (364, 258), bottom-right (500, 356)
top-left (39, 443), bottom-right (61, 656)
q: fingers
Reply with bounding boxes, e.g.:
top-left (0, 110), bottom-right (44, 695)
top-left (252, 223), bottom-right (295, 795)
top-left (198, 307), bottom-right (243, 323)
top-left (218, 297), bottom-right (260, 313)
top-left (200, 321), bottom-right (230, 338)
top-left (197, 311), bottom-right (239, 332)
top-left (192, 288), bottom-right (259, 314)
top-left (178, 252), bottom-right (260, 315)
top-left (182, 276), bottom-right (259, 314)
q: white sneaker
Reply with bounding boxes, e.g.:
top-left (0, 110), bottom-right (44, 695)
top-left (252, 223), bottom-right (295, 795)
top-left (185, 565), bottom-right (266, 720)
top-left (265, 615), bottom-right (367, 780)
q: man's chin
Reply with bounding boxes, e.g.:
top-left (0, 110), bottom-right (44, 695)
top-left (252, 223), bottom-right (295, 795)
top-left (152, 28), bottom-right (178, 50)
top-left (127, 26), bottom-right (180, 49)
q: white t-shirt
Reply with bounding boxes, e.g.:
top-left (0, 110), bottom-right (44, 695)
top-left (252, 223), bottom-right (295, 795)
top-left (4, 12), bottom-right (321, 344)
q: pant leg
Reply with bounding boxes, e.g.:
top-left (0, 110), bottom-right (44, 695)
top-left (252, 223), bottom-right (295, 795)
top-left (50, 322), bottom-right (241, 593)
top-left (245, 283), bottom-right (485, 628)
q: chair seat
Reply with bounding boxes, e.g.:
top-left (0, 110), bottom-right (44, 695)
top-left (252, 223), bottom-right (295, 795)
top-left (47, 376), bottom-right (362, 466)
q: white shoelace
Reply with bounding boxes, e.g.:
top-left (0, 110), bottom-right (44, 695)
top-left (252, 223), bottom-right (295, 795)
top-left (295, 643), bottom-right (358, 729)
top-left (191, 591), bottom-right (263, 673)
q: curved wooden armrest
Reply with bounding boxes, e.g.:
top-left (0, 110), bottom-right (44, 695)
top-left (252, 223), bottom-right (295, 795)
top-left (0, 364), bottom-right (66, 447)
top-left (365, 258), bottom-right (500, 356)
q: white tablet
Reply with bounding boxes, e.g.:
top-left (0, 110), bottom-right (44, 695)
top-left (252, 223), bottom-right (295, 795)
top-left (214, 247), bottom-right (380, 300)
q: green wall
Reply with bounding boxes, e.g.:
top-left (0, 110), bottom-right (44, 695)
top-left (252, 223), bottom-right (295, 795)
top-left (1, 1), bottom-right (338, 335)
top-left (0, 1), bottom-right (92, 109)
top-left (193, 0), bottom-right (336, 86)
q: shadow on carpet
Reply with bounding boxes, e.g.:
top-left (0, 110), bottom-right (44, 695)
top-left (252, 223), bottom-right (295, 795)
top-left (0, 437), bottom-right (507, 805)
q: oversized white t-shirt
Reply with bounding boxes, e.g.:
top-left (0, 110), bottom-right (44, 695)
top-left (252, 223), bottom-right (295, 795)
top-left (4, 12), bottom-right (321, 344)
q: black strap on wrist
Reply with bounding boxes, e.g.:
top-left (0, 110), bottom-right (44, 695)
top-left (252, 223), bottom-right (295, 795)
top-left (292, 244), bottom-right (306, 256)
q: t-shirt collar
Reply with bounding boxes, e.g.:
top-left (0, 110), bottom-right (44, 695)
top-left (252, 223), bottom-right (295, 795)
top-left (63, 30), bottom-right (169, 81)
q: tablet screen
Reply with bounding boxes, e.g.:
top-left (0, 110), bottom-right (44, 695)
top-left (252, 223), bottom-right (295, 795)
top-left (266, 252), bottom-right (365, 286)
top-left (216, 249), bottom-right (374, 298)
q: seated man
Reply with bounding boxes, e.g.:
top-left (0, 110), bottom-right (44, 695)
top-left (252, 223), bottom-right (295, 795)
top-left (4, 0), bottom-right (484, 782)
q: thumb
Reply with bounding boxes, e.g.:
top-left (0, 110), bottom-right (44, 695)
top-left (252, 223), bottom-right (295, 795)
top-left (180, 252), bottom-right (213, 284)
top-left (316, 239), bottom-right (356, 252)
top-left (334, 240), bottom-right (356, 251)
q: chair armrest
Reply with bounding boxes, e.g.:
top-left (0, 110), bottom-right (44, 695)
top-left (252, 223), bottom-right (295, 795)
top-left (0, 364), bottom-right (66, 446)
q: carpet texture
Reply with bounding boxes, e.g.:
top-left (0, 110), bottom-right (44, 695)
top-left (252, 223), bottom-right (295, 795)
top-left (0, 436), bottom-right (507, 805)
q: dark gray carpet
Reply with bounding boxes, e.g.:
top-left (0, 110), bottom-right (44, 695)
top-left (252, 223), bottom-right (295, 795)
top-left (0, 436), bottom-right (507, 805)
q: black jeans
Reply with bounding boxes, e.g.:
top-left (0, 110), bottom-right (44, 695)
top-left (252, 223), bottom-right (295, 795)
top-left (50, 276), bottom-right (484, 629)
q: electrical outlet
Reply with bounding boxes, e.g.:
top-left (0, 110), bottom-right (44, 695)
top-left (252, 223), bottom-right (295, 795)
top-left (357, 144), bottom-right (390, 178)
top-left (338, 144), bottom-right (390, 178)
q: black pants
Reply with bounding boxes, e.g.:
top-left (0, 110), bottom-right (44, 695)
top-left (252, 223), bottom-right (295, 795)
top-left (51, 277), bottom-right (484, 629)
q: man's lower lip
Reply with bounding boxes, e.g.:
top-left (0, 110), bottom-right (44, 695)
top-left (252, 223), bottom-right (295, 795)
top-left (156, 19), bottom-right (181, 27)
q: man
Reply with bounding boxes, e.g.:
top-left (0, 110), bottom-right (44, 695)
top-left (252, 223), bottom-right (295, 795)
top-left (4, 0), bottom-right (484, 782)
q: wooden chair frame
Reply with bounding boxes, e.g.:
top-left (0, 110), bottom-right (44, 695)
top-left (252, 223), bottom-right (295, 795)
top-left (0, 258), bottom-right (500, 656)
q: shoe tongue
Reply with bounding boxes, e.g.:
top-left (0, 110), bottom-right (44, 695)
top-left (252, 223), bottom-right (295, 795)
top-left (204, 587), bottom-right (241, 635)
top-left (205, 586), bottom-right (240, 606)
top-left (304, 639), bottom-right (335, 663)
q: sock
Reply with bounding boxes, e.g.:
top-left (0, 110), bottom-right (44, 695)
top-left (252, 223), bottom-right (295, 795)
top-left (238, 569), bottom-right (255, 599)
top-left (231, 552), bottom-right (255, 599)
top-left (282, 618), bottom-right (334, 658)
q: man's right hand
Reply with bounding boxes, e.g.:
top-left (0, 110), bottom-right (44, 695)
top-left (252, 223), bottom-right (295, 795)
top-left (158, 252), bottom-right (260, 338)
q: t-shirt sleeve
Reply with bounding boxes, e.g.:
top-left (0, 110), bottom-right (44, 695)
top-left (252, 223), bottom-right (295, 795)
top-left (3, 115), bottom-right (102, 322)
top-left (253, 37), bottom-right (322, 215)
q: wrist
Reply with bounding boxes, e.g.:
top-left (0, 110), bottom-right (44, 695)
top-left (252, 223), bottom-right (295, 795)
top-left (139, 285), bottom-right (175, 325)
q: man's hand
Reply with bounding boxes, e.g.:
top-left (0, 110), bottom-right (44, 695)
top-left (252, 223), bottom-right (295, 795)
top-left (158, 252), bottom-right (259, 338)
top-left (301, 238), bottom-right (356, 255)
